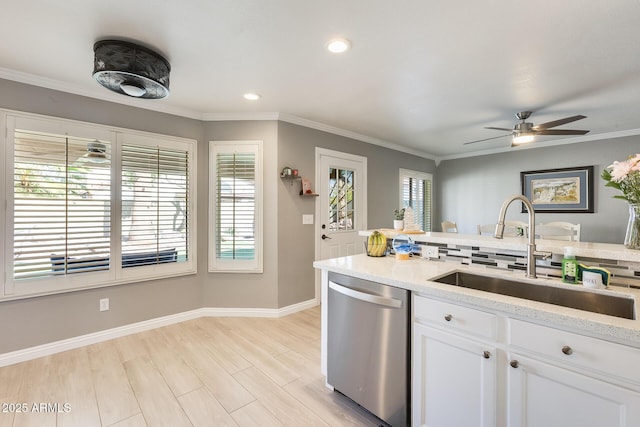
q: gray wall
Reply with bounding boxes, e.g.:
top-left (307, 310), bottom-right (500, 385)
top-left (201, 120), bottom-right (280, 309)
top-left (436, 136), bottom-right (639, 243)
top-left (277, 122), bottom-right (436, 307)
top-left (0, 79), bottom-right (204, 353)
top-left (0, 79), bottom-right (435, 353)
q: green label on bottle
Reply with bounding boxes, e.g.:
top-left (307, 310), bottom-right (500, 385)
top-left (563, 260), bottom-right (577, 283)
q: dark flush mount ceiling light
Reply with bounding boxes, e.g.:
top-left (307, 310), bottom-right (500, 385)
top-left (93, 40), bottom-right (170, 99)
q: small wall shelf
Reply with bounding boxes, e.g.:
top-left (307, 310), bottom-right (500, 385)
top-left (280, 174), bottom-right (301, 186)
top-left (280, 167), bottom-right (318, 197)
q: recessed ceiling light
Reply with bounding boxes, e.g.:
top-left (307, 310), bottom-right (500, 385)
top-left (327, 38), bottom-right (351, 53)
top-left (243, 93), bottom-right (261, 101)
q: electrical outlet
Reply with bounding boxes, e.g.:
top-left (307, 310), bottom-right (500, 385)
top-left (423, 245), bottom-right (439, 259)
top-left (99, 298), bottom-right (109, 312)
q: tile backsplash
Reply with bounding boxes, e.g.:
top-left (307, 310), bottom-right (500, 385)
top-left (418, 242), bottom-right (640, 289)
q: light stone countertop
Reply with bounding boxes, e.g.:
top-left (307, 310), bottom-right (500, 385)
top-left (359, 230), bottom-right (640, 262)
top-left (314, 253), bottom-right (640, 347)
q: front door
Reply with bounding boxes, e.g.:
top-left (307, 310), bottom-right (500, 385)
top-left (316, 148), bottom-right (367, 264)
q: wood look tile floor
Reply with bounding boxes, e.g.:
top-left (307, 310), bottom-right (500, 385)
top-left (0, 306), bottom-right (385, 427)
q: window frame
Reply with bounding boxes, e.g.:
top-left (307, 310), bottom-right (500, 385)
top-left (399, 168), bottom-right (433, 232)
top-left (2, 111), bottom-right (197, 300)
top-left (208, 140), bottom-right (263, 273)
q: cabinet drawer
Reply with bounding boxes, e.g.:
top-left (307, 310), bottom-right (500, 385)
top-left (509, 318), bottom-right (640, 383)
top-left (414, 295), bottom-right (498, 340)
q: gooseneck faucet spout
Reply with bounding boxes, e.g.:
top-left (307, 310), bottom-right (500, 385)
top-left (494, 195), bottom-right (550, 278)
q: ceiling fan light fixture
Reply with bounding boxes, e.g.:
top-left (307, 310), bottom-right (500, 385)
top-left (84, 141), bottom-right (108, 163)
top-left (93, 40), bottom-right (170, 99)
top-left (512, 132), bottom-right (535, 145)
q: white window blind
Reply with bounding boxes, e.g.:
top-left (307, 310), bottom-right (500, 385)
top-left (13, 130), bottom-right (112, 279)
top-left (209, 141), bottom-right (262, 272)
top-left (400, 169), bottom-right (433, 232)
top-left (121, 144), bottom-right (190, 268)
top-left (6, 113), bottom-right (197, 299)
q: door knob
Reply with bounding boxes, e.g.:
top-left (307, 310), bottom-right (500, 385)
top-left (322, 234), bottom-right (332, 240)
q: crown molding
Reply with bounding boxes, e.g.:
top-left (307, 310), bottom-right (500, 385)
top-left (0, 67), bottom-right (204, 120)
top-left (9, 67), bottom-right (634, 164)
top-left (202, 111), bottom-right (437, 160)
top-left (434, 127), bottom-right (640, 165)
top-left (0, 68), bottom-right (437, 159)
top-left (276, 113), bottom-right (437, 160)
top-left (201, 112), bottom-right (281, 121)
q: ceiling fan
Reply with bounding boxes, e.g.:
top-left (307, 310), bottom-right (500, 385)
top-left (464, 111), bottom-right (589, 146)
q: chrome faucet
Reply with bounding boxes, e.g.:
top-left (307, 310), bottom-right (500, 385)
top-left (494, 195), bottom-right (551, 278)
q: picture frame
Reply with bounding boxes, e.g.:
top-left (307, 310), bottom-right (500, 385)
top-left (520, 166), bottom-right (594, 213)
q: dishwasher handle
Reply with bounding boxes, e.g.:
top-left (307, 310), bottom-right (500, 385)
top-left (329, 281), bottom-right (403, 309)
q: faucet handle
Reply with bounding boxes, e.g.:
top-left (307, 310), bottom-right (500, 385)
top-left (534, 250), bottom-right (553, 260)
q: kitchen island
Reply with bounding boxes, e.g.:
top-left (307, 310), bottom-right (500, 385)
top-left (314, 233), bottom-right (640, 427)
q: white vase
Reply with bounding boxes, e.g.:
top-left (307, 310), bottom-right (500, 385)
top-left (394, 219), bottom-right (404, 231)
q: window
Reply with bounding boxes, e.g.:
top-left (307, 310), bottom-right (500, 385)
top-left (209, 141), bottom-right (263, 273)
top-left (121, 134), bottom-right (191, 270)
top-left (13, 130), bottom-right (112, 281)
top-left (5, 114), bottom-right (197, 298)
top-left (328, 167), bottom-right (355, 231)
top-left (399, 169), bottom-right (433, 231)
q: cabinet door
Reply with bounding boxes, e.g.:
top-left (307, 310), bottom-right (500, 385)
top-left (507, 353), bottom-right (640, 427)
top-left (413, 323), bottom-right (496, 427)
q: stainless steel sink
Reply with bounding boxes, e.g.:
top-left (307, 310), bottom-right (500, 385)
top-left (433, 271), bottom-right (635, 320)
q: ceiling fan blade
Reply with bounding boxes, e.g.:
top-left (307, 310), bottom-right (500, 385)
top-left (484, 126), bottom-right (513, 132)
top-left (535, 129), bottom-right (590, 135)
top-left (534, 115), bottom-right (586, 130)
top-left (463, 134), bottom-right (511, 145)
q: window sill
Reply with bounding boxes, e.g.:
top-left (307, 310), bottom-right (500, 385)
top-left (1, 267), bottom-right (197, 303)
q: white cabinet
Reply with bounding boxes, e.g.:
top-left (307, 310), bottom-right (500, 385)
top-left (507, 318), bottom-right (640, 427)
top-left (507, 353), bottom-right (640, 427)
top-left (413, 323), bottom-right (496, 427)
top-left (413, 296), bottom-right (498, 427)
top-left (413, 294), bottom-right (640, 427)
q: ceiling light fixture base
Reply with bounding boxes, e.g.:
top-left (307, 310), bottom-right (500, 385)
top-left (93, 40), bottom-right (170, 99)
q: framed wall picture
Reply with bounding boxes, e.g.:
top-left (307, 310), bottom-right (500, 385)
top-left (520, 166), bottom-right (594, 213)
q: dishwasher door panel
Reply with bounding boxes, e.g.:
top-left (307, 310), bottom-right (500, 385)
top-left (327, 272), bottom-right (409, 427)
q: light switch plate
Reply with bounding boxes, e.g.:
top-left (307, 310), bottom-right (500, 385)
top-left (302, 214), bottom-right (314, 225)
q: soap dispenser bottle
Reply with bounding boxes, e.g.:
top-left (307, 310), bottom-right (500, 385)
top-left (562, 247), bottom-right (578, 284)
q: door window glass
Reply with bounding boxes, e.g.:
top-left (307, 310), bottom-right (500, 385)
top-left (328, 167), bottom-right (355, 231)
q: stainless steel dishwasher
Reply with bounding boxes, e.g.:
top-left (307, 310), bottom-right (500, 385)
top-left (327, 272), bottom-right (410, 427)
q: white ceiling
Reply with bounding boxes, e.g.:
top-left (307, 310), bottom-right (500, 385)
top-left (2, 0), bottom-right (640, 160)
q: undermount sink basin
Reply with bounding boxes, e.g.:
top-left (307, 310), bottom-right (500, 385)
top-left (433, 271), bottom-right (636, 320)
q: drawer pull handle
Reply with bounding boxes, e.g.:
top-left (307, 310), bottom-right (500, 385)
top-left (444, 314), bottom-right (452, 322)
top-left (562, 345), bottom-right (573, 355)
top-left (510, 360), bottom-right (519, 368)
top-left (483, 351), bottom-right (491, 359)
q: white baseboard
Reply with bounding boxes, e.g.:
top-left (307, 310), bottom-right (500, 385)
top-left (202, 297), bottom-right (319, 318)
top-left (0, 298), bottom-right (319, 368)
